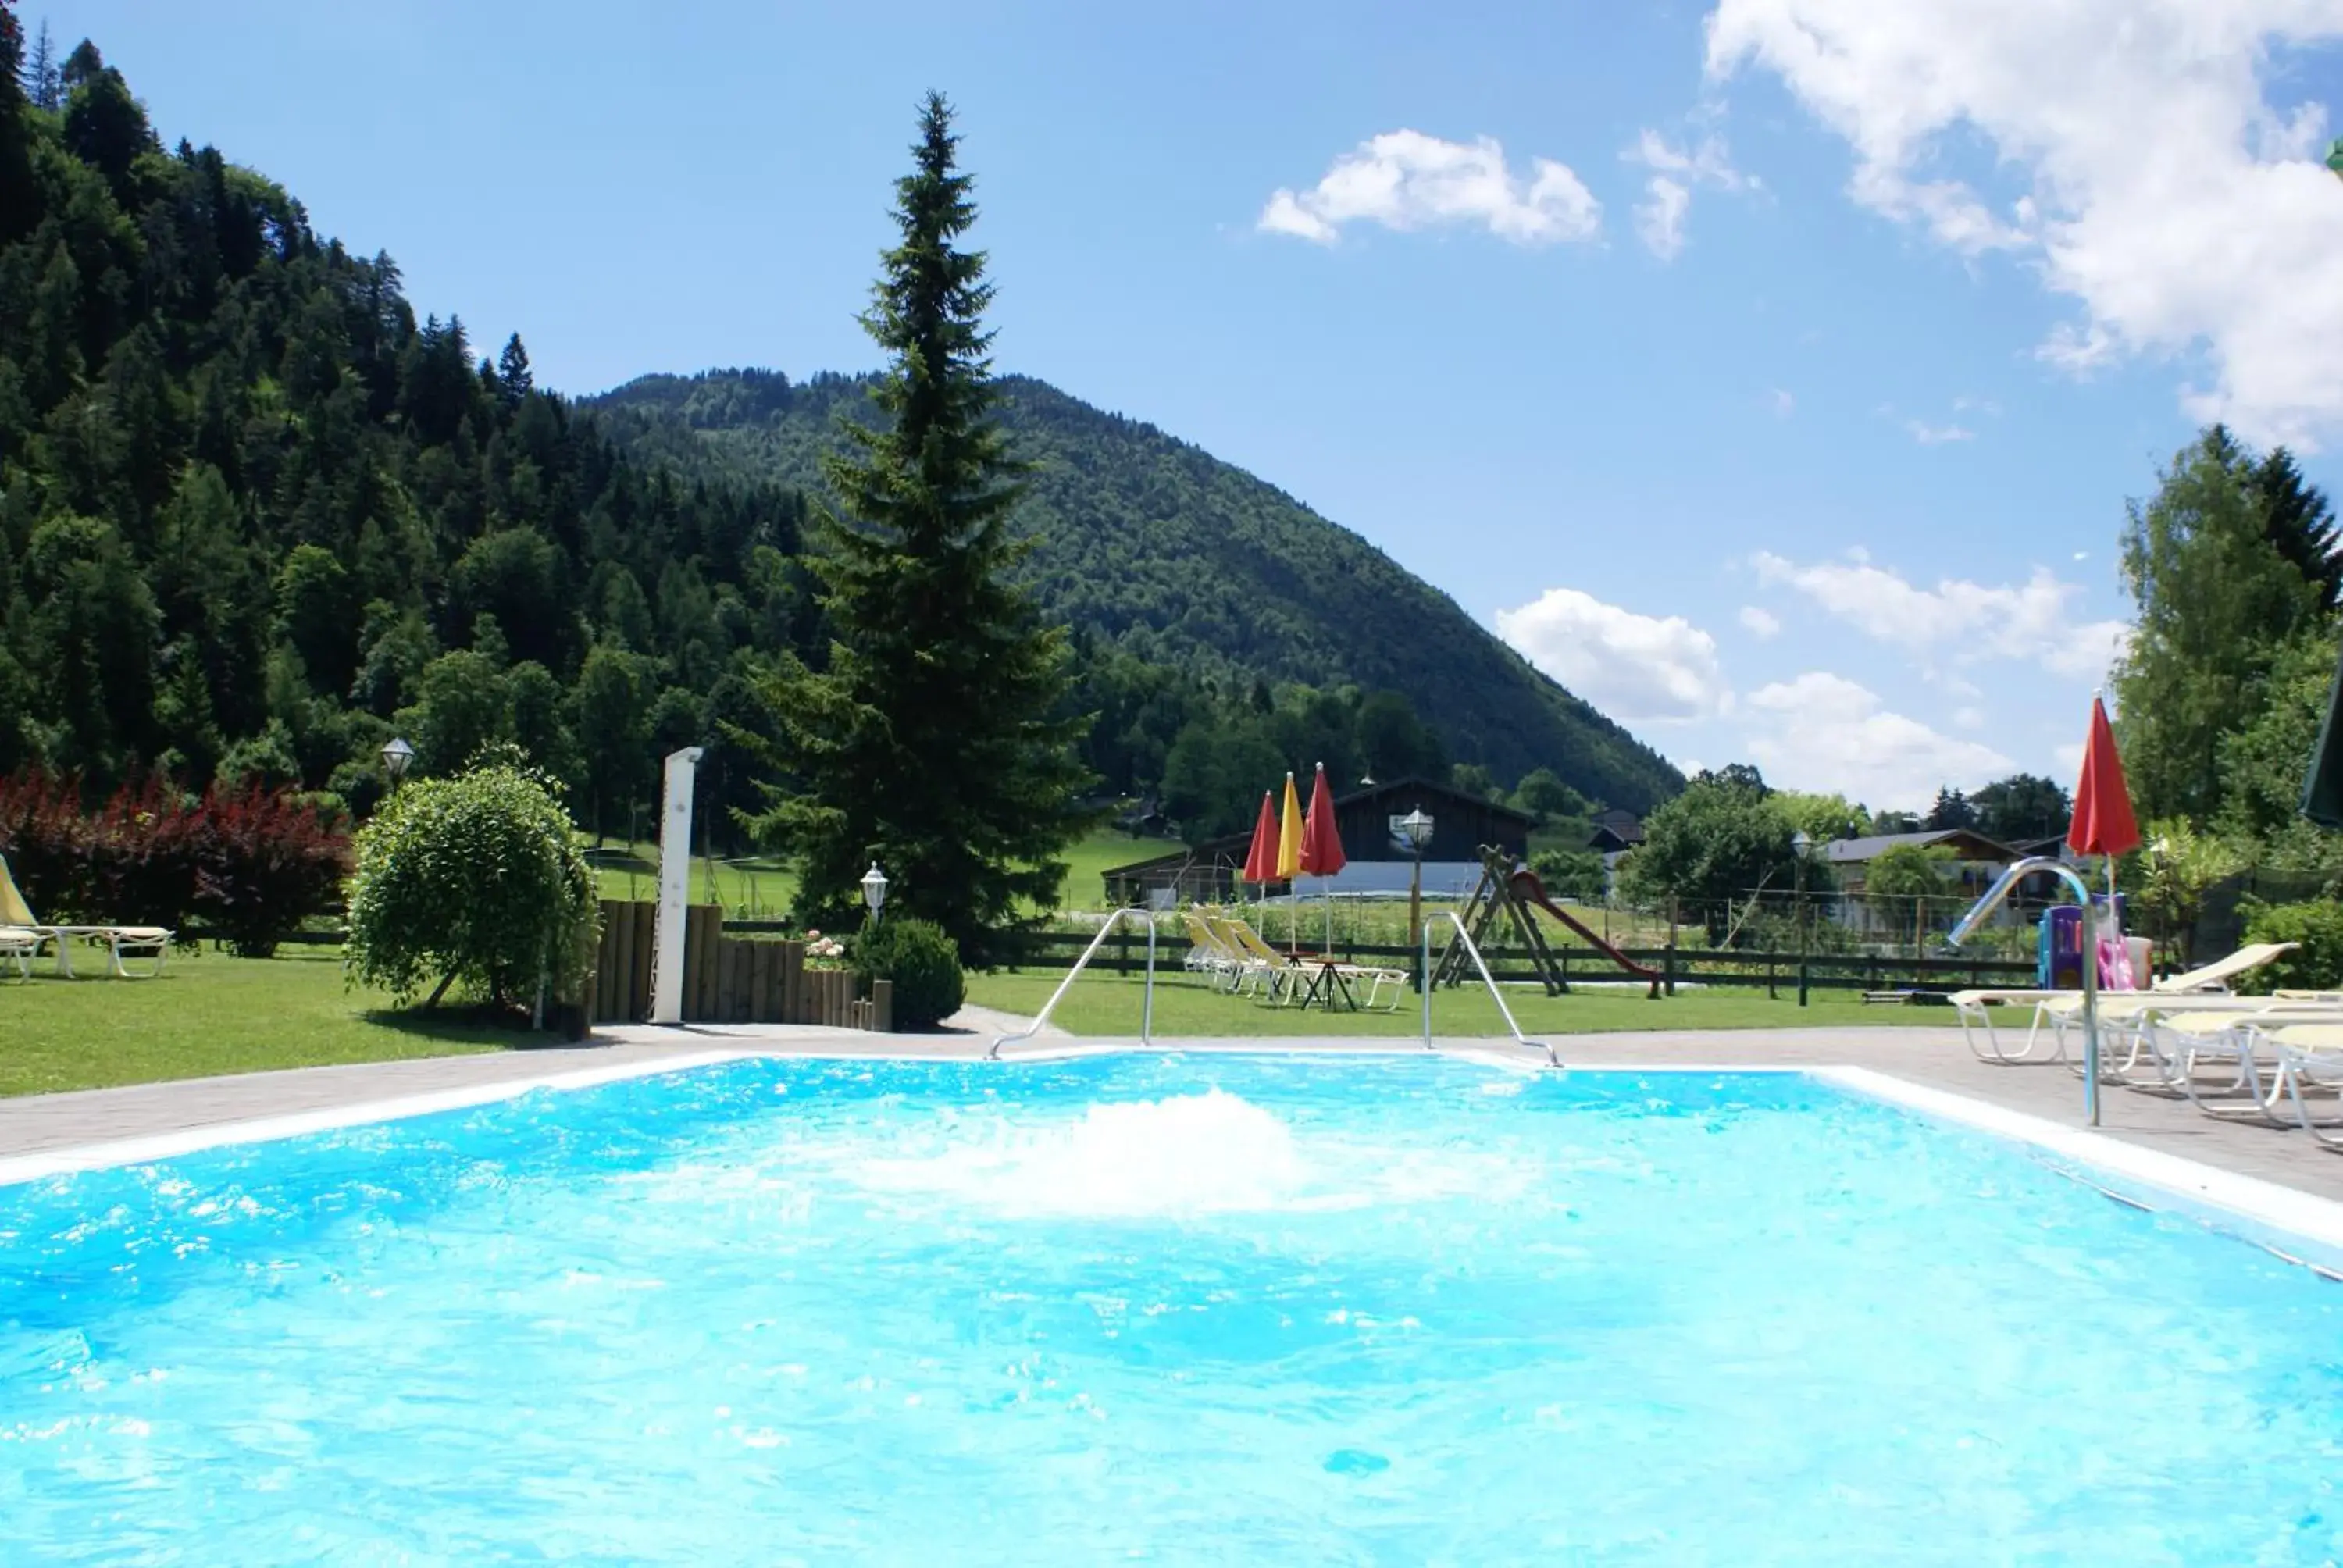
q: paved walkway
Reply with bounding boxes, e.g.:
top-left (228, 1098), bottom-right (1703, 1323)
top-left (2, 1020), bottom-right (2339, 1205)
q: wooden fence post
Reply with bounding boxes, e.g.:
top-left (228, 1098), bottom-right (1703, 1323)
top-left (629, 903), bottom-right (654, 1021)
top-left (872, 978), bottom-right (893, 1033)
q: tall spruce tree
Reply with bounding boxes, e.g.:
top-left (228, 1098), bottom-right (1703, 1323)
top-left (739, 92), bottom-right (1088, 967)
top-left (22, 17), bottom-right (59, 110)
top-left (2252, 444), bottom-right (2343, 614)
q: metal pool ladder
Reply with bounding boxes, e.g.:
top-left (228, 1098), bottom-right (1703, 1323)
top-left (987, 906), bottom-right (1161, 1060)
top-left (1423, 911), bottom-right (1561, 1068)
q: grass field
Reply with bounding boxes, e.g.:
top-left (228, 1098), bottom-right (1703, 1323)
top-left (959, 969), bottom-right (1962, 1038)
top-left (587, 843), bottom-right (799, 915)
top-left (590, 827), bottom-right (1164, 920)
top-left (0, 951), bottom-right (526, 1098)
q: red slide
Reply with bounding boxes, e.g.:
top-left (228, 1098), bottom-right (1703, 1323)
top-left (1508, 869), bottom-right (1663, 986)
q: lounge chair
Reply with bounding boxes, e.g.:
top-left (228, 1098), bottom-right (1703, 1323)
top-left (1211, 916), bottom-right (1297, 1000)
top-left (1182, 911), bottom-right (1255, 992)
top-left (2126, 1003), bottom-right (2343, 1112)
top-left (0, 925), bottom-right (35, 982)
top-left (2263, 1024), bottom-right (2343, 1149)
top-left (1952, 942), bottom-right (2302, 1064)
top-left (0, 853), bottom-right (174, 978)
top-left (1223, 918), bottom-right (1407, 1011)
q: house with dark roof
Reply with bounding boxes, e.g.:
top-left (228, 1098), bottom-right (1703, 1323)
top-left (1823, 829), bottom-right (2022, 936)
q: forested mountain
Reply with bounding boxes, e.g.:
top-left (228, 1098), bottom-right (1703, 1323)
top-left (0, 23), bottom-right (1676, 866)
top-left (0, 30), bottom-right (808, 839)
top-left (595, 370), bottom-right (1681, 813)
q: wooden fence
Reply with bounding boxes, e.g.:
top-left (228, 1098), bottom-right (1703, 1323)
top-left (587, 901), bottom-right (890, 1029)
top-left (1004, 928), bottom-right (2036, 996)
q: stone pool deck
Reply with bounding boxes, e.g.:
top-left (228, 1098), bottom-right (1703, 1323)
top-left (2, 1019), bottom-right (2341, 1206)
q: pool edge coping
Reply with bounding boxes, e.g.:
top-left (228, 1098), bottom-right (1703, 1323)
top-left (0, 1049), bottom-right (755, 1187)
top-left (1813, 1064), bottom-right (2343, 1279)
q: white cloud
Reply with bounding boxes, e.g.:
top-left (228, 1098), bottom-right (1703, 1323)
top-left (1752, 551), bottom-right (2128, 680)
top-left (1952, 705), bottom-right (1986, 729)
top-left (1495, 587), bottom-right (1730, 721)
top-left (1635, 176), bottom-right (1694, 259)
top-left (1743, 672), bottom-right (2014, 808)
top-left (1952, 394), bottom-right (2002, 416)
top-left (1706, 0), bottom-right (2343, 448)
top-left (1259, 130), bottom-right (1602, 247)
top-left (1905, 419), bottom-right (1975, 445)
top-left (1625, 130), bottom-right (1756, 258)
top-left (1767, 387), bottom-right (1796, 417)
top-left (1628, 129), bottom-right (1758, 191)
top-left (1739, 605), bottom-right (1782, 638)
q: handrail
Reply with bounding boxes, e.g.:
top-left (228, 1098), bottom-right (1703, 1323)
top-left (987, 907), bottom-right (1158, 1060)
top-left (1423, 911), bottom-right (1559, 1068)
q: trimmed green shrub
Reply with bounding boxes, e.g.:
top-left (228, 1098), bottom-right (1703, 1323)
top-left (2237, 898), bottom-right (2343, 994)
top-left (345, 761), bottom-right (597, 1012)
top-left (854, 916), bottom-right (965, 1030)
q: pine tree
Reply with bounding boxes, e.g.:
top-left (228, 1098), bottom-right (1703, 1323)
top-left (739, 92), bottom-right (1089, 967)
top-left (1924, 786), bottom-right (1977, 831)
top-left (2252, 445), bottom-right (2342, 613)
top-left (23, 18), bottom-right (59, 110)
top-left (496, 333), bottom-right (533, 405)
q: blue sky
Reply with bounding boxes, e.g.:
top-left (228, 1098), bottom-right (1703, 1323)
top-left (46, 1), bottom-right (2343, 810)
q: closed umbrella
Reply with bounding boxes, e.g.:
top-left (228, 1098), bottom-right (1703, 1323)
top-left (2067, 694), bottom-right (2142, 871)
top-left (2067, 693), bottom-right (2142, 982)
top-left (1300, 761), bottom-right (1347, 953)
top-left (1240, 789), bottom-right (1280, 923)
top-left (1278, 772), bottom-right (1304, 946)
top-left (2300, 639), bottom-right (2343, 829)
top-left (1241, 791), bottom-right (1281, 884)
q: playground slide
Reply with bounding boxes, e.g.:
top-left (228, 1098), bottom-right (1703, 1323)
top-left (1508, 869), bottom-right (1664, 987)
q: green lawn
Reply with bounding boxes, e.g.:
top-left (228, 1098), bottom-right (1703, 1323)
top-left (961, 969), bottom-right (1964, 1037)
top-left (1059, 826), bottom-right (1162, 910)
top-left (587, 842), bottom-right (798, 917)
top-left (0, 951), bottom-right (529, 1098)
top-left (590, 827), bottom-right (1164, 920)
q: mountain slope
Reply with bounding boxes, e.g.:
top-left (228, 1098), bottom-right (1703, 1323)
top-left (593, 370), bottom-right (1682, 813)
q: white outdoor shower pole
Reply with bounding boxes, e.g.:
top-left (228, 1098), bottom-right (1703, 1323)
top-left (649, 747), bottom-right (703, 1025)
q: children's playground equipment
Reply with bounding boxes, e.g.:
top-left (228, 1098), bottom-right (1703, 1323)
top-left (1430, 847), bottom-right (1663, 999)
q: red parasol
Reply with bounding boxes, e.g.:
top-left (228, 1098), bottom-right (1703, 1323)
top-left (1241, 791), bottom-right (1281, 885)
top-left (1299, 762), bottom-right (1347, 877)
top-left (2066, 695), bottom-right (2142, 861)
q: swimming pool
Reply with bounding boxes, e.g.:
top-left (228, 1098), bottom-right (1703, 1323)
top-left (3, 1053), bottom-right (2339, 1563)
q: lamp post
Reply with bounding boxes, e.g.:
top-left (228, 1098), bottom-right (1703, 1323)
top-left (1398, 807), bottom-right (1434, 991)
top-left (861, 862), bottom-right (888, 926)
top-left (380, 736), bottom-right (414, 796)
top-left (1792, 829), bottom-right (1813, 1007)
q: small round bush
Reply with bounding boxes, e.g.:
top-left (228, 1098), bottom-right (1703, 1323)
top-left (344, 761), bottom-right (597, 1012)
top-left (854, 916), bottom-right (965, 1030)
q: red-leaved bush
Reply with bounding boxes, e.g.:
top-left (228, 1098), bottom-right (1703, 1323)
top-left (0, 772), bottom-right (351, 957)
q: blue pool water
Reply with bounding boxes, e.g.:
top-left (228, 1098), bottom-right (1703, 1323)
top-left (2, 1053), bottom-right (2340, 1564)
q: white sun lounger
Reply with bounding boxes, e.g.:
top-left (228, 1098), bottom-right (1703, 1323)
top-left (2259, 1023), bottom-right (2343, 1149)
top-left (1952, 942), bottom-right (2302, 1064)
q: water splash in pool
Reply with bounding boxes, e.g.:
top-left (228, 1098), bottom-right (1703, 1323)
top-left (857, 1088), bottom-right (1315, 1218)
